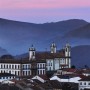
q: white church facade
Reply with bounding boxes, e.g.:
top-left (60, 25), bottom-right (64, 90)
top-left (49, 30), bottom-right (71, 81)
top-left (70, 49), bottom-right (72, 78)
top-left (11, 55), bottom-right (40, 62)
top-left (0, 43), bottom-right (71, 78)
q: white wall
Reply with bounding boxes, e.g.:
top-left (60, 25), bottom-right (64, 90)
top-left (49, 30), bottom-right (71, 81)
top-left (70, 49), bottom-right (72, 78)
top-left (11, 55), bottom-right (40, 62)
top-left (79, 81), bottom-right (90, 90)
top-left (32, 75), bottom-right (45, 83)
top-left (37, 63), bottom-right (46, 75)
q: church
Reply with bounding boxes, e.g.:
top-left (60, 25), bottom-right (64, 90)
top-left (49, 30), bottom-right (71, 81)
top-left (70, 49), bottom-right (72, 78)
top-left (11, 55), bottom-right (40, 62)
top-left (0, 43), bottom-right (71, 79)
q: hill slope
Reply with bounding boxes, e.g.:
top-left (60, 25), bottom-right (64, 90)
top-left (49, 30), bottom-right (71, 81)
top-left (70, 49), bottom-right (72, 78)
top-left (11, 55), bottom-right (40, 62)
top-left (64, 23), bottom-right (90, 39)
top-left (71, 45), bottom-right (90, 68)
top-left (0, 18), bottom-right (88, 55)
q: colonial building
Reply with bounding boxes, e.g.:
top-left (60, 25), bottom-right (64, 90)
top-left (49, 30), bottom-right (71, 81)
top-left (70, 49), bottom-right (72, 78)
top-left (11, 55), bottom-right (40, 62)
top-left (0, 43), bottom-right (71, 79)
top-left (79, 76), bottom-right (90, 90)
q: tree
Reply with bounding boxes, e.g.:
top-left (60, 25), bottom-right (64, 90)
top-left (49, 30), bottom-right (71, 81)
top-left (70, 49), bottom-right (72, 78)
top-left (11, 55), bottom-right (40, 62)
top-left (71, 65), bottom-right (76, 69)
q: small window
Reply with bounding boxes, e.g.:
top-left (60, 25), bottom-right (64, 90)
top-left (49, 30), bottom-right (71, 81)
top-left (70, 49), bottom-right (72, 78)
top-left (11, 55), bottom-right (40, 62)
top-left (84, 82), bottom-right (86, 85)
top-left (1, 64), bottom-right (2, 68)
top-left (51, 63), bottom-right (52, 66)
top-left (40, 64), bottom-right (42, 68)
top-left (9, 65), bottom-right (11, 69)
top-left (12, 65), bottom-right (14, 69)
top-left (15, 65), bottom-right (17, 69)
top-left (15, 71), bottom-right (17, 75)
top-left (18, 65), bottom-right (19, 69)
top-left (43, 64), bottom-right (45, 68)
top-left (40, 70), bottom-right (42, 75)
top-left (28, 71), bottom-right (30, 75)
top-left (80, 82), bottom-right (82, 85)
top-left (9, 71), bottom-right (11, 74)
top-left (88, 82), bottom-right (90, 85)
top-left (7, 65), bottom-right (8, 68)
top-left (4, 65), bottom-right (5, 68)
top-left (38, 64), bottom-right (39, 68)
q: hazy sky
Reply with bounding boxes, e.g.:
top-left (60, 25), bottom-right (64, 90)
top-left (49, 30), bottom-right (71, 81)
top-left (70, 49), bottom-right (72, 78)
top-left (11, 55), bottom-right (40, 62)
top-left (0, 0), bottom-right (90, 23)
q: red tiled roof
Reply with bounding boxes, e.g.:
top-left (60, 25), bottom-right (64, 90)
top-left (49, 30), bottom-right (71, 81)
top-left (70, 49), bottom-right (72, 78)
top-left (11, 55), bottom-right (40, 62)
top-left (61, 68), bottom-right (77, 72)
top-left (79, 76), bottom-right (90, 81)
top-left (38, 75), bottom-right (49, 80)
top-left (0, 50), bottom-right (66, 63)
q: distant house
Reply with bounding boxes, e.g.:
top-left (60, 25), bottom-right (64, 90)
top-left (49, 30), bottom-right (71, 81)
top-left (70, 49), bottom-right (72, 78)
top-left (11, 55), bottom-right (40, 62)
top-left (56, 68), bottom-right (77, 75)
top-left (79, 76), bottom-right (90, 90)
top-left (50, 74), bottom-right (81, 83)
top-left (0, 73), bottom-right (15, 82)
top-left (32, 75), bottom-right (49, 83)
top-left (82, 69), bottom-right (90, 76)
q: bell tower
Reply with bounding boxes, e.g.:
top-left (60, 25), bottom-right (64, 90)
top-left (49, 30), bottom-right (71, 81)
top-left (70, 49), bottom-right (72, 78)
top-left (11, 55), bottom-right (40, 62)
top-left (29, 45), bottom-right (36, 60)
top-left (65, 43), bottom-right (71, 57)
top-left (64, 43), bottom-right (71, 68)
top-left (50, 42), bottom-right (57, 53)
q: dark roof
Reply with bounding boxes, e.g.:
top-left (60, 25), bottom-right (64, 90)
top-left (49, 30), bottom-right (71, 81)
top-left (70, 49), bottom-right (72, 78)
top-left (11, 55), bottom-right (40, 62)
top-left (79, 76), bottom-right (90, 81)
top-left (0, 59), bottom-right (32, 64)
top-left (35, 50), bottom-right (65, 59)
top-left (60, 68), bottom-right (77, 72)
top-left (0, 84), bottom-right (21, 90)
top-left (0, 73), bottom-right (15, 77)
top-left (0, 50), bottom-right (67, 63)
top-left (38, 75), bottom-right (49, 80)
top-left (57, 75), bottom-right (71, 79)
top-left (49, 80), bottom-right (62, 89)
top-left (33, 79), bottom-right (43, 84)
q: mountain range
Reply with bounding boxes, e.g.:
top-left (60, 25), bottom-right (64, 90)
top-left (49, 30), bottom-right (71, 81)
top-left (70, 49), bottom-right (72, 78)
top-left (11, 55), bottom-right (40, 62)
top-left (0, 18), bottom-right (90, 67)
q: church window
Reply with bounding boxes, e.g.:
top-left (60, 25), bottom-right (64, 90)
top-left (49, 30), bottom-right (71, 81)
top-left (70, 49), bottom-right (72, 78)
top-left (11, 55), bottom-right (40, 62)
top-left (33, 52), bottom-right (35, 56)
top-left (66, 48), bottom-right (67, 52)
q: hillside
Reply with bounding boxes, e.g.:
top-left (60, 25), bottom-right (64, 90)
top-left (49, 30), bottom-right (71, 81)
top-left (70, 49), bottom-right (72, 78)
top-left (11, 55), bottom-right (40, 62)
top-left (0, 47), bottom-right (9, 56)
top-left (0, 18), bottom-right (88, 55)
top-left (64, 23), bottom-right (90, 39)
top-left (71, 45), bottom-right (90, 68)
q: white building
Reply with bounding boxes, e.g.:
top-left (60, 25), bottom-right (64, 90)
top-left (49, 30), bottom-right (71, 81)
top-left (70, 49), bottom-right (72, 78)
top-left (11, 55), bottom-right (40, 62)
top-left (0, 43), bottom-right (71, 79)
top-left (50, 75), bottom-right (81, 83)
top-left (46, 43), bottom-right (71, 71)
top-left (79, 76), bottom-right (90, 90)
